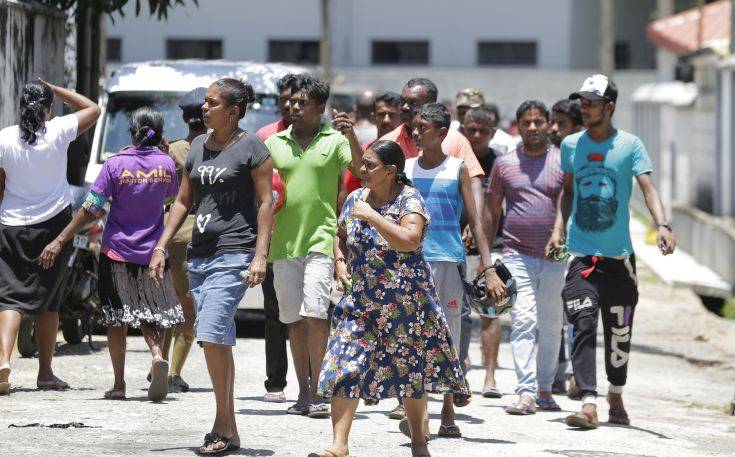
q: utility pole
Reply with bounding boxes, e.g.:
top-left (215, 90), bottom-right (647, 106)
top-left (320, 0), bottom-right (331, 82)
top-left (599, 0), bottom-right (615, 76)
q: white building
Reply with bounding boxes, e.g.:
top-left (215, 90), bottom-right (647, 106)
top-left (105, 0), bottom-right (656, 70)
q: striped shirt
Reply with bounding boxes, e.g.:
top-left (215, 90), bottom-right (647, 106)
top-left (405, 155), bottom-right (465, 263)
top-left (487, 145), bottom-right (563, 258)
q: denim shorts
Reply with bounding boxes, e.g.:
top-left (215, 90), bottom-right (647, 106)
top-left (188, 250), bottom-right (252, 346)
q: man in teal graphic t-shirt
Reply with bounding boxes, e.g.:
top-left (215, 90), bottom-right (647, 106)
top-left (547, 74), bottom-right (675, 430)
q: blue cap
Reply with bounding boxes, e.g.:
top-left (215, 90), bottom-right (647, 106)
top-left (178, 87), bottom-right (207, 120)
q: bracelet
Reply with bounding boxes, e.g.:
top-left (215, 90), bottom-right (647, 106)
top-left (335, 257), bottom-right (347, 264)
top-left (479, 266), bottom-right (496, 276)
top-left (152, 247), bottom-right (167, 255)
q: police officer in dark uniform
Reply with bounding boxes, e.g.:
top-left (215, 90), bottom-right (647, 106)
top-left (160, 87), bottom-right (208, 393)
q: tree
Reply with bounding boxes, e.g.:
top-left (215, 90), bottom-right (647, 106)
top-left (38, 0), bottom-right (197, 99)
top-left (40, 1), bottom-right (196, 20)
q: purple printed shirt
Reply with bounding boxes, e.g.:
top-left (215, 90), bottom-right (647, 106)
top-left (91, 147), bottom-right (179, 265)
top-left (487, 145), bottom-right (563, 258)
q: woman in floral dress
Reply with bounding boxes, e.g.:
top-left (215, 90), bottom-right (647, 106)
top-left (312, 140), bottom-right (467, 457)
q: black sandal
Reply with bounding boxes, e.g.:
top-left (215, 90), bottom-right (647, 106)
top-left (608, 407), bottom-right (630, 425)
top-left (198, 433), bottom-right (239, 455)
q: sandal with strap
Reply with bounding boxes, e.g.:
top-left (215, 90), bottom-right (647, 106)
top-left (263, 391), bottom-right (286, 402)
top-left (198, 433), bottom-right (239, 455)
top-left (437, 424), bottom-right (462, 438)
top-left (307, 402), bottom-right (331, 419)
top-left (37, 376), bottom-right (69, 391)
top-left (536, 396), bottom-right (562, 411)
top-left (104, 389), bottom-right (126, 400)
top-left (287, 402), bottom-right (309, 415)
top-left (505, 399), bottom-right (536, 415)
top-left (608, 407), bottom-right (630, 425)
top-left (482, 385), bottom-right (503, 398)
top-left (565, 411), bottom-right (599, 429)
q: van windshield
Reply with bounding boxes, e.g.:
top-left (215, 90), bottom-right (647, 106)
top-left (98, 91), bottom-right (280, 161)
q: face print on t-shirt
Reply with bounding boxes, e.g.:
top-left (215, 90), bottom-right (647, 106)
top-left (574, 153), bottom-right (618, 233)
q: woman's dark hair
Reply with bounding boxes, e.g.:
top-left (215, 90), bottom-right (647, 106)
top-left (129, 106), bottom-right (164, 147)
top-left (212, 78), bottom-right (255, 120)
top-left (19, 81), bottom-right (54, 145)
top-left (371, 140), bottom-right (412, 186)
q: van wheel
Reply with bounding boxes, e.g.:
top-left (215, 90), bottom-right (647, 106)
top-left (61, 318), bottom-right (84, 345)
top-left (17, 316), bottom-right (37, 358)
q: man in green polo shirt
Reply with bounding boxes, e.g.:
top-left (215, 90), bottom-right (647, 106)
top-left (265, 75), bottom-right (363, 419)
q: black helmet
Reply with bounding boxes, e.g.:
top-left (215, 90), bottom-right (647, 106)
top-left (462, 259), bottom-right (517, 318)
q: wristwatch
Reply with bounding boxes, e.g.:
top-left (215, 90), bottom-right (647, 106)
top-left (656, 222), bottom-right (672, 232)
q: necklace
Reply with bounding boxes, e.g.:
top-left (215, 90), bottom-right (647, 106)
top-left (206, 128), bottom-right (240, 151)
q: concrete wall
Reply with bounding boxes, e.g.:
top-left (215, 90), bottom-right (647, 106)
top-left (0, 0), bottom-right (66, 127)
top-left (672, 204), bottom-right (735, 294)
top-left (569, 0), bottom-right (657, 70)
top-left (105, 0), bottom-right (655, 70)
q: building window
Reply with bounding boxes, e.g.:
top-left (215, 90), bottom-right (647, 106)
top-left (372, 41), bottom-right (429, 65)
top-left (615, 42), bottom-right (631, 70)
top-left (166, 39), bottom-right (222, 60)
top-left (477, 41), bottom-right (537, 66)
top-left (268, 40), bottom-right (319, 64)
top-left (107, 38), bottom-right (122, 62)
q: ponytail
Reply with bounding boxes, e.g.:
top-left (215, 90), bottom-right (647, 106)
top-left (19, 81), bottom-right (53, 145)
top-left (395, 171), bottom-right (413, 186)
top-left (211, 78), bottom-right (255, 120)
top-left (129, 106), bottom-right (164, 148)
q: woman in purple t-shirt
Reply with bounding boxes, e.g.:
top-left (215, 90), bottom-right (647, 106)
top-left (40, 107), bottom-right (183, 402)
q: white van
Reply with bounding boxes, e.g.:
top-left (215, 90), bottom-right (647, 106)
top-left (86, 60), bottom-right (318, 319)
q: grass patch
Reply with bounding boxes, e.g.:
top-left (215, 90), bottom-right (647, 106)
top-left (686, 402), bottom-right (731, 414)
top-left (721, 297), bottom-right (735, 320)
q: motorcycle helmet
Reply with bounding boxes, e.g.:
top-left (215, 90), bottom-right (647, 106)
top-left (462, 259), bottom-right (517, 318)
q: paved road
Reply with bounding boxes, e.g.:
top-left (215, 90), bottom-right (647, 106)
top-left (1, 265), bottom-right (734, 456)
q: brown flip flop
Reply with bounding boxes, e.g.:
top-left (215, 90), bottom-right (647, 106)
top-left (565, 411), bottom-right (599, 429)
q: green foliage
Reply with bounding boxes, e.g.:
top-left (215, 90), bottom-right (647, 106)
top-left (721, 296), bottom-right (735, 320)
top-left (39, 0), bottom-right (198, 20)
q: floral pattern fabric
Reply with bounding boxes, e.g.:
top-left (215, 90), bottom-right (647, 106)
top-left (317, 186), bottom-right (467, 400)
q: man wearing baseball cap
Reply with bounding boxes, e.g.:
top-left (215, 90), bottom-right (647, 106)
top-left (546, 74), bottom-right (675, 429)
top-left (451, 88), bottom-right (485, 129)
top-left (160, 87), bottom-right (208, 393)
